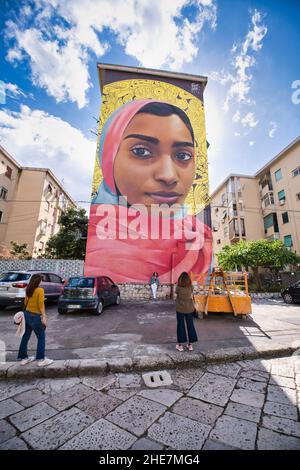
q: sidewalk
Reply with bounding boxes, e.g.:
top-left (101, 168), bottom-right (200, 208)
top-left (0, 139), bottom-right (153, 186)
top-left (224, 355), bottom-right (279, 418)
top-left (1, 355), bottom-right (300, 450)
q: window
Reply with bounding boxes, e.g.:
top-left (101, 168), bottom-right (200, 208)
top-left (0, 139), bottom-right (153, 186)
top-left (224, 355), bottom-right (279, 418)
top-left (262, 192), bottom-right (274, 207)
top-left (0, 187), bottom-right (8, 200)
top-left (68, 277), bottom-right (95, 288)
top-left (0, 272), bottom-right (30, 282)
top-left (297, 192), bottom-right (300, 201)
top-left (274, 169), bottom-right (282, 181)
top-left (240, 218), bottom-right (246, 236)
top-left (264, 214), bottom-right (274, 231)
top-left (217, 239), bottom-right (221, 245)
top-left (282, 212), bottom-right (289, 224)
top-left (40, 220), bottom-right (47, 235)
top-left (229, 219), bottom-right (239, 237)
top-left (105, 277), bottom-right (114, 287)
top-left (49, 274), bottom-right (62, 283)
top-left (221, 193), bottom-right (226, 205)
top-left (0, 211), bottom-right (2, 223)
top-left (45, 201), bottom-right (50, 212)
top-left (5, 166), bottom-right (12, 179)
top-left (292, 166), bottom-right (300, 177)
top-left (278, 189), bottom-right (286, 201)
top-left (284, 235), bottom-right (293, 247)
top-left (47, 183), bottom-right (53, 194)
top-left (229, 203), bottom-right (238, 217)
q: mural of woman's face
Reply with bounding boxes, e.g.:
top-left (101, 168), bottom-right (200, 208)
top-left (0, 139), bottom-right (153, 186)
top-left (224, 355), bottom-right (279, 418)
top-left (113, 112), bottom-right (195, 207)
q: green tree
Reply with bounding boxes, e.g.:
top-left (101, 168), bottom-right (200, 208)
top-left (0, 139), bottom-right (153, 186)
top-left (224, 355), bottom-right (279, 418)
top-left (217, 239), bottom-right (300, 291)
top-left (10, 241), bottom-right (31, 259)
top-left (45, 207), bottom-right (88, 259)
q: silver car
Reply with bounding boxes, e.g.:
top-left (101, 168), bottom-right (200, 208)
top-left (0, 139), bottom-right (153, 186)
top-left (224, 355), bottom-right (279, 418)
top-left (0, 271), bottom-right (65, 309)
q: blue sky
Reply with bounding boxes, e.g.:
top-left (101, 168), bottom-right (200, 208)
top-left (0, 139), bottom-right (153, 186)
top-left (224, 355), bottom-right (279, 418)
top-left (0, 0), bottom-right (299, 209)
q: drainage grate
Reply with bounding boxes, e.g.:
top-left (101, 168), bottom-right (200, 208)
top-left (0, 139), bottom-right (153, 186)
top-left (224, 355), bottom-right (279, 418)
top-left (142, 370), bottom-right (173, 388)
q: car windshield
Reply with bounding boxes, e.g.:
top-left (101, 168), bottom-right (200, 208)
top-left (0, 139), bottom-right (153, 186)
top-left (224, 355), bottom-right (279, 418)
top-left (0, 273), bottom-right (31, 282)
top-left (67, 277), bottom-right (95, 288)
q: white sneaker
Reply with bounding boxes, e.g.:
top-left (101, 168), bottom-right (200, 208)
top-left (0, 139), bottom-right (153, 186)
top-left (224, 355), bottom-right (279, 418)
top-left (37, 358), bottom-right (54, 367)
top-left (20, 356), bottom-right (35, 365)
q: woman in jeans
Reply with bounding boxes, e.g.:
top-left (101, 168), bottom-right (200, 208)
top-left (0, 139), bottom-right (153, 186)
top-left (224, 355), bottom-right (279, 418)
top-left (150, 272), bottom-right (160, 300)
top-left (17, 274), bottom-right (53, 367)
top-left (175, 271), bottom-right (198, 351)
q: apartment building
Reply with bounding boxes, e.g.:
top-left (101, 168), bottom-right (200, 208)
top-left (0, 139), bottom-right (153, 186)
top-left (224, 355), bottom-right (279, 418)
top-left (211, 136), bottom-right (300, 256)
top-left (211, 174), bottom-right (264, 255)
top-left (0, 145), bottom-right (76, 257)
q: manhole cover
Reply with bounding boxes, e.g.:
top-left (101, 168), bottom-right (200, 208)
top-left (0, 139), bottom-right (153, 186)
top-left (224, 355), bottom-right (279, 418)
top-left (142, 370), bottom-right (173, 388)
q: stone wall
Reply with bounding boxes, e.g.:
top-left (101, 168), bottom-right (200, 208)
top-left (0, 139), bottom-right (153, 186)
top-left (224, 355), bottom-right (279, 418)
top-left (118, 283), bottom-right (172, 300)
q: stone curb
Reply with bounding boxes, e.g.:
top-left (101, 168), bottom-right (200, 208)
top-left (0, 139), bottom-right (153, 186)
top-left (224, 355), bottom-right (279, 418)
top-left (250, 293), bottom-right (281, 299)
top-left (1, 341), bottom-right (299, 380)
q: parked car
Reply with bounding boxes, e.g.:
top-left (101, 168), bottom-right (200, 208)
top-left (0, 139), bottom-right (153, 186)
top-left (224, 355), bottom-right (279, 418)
top-left (281, 281), bottom-right (300, 304)
top-left (0, 271), bottom-right (65, 309)
top-left (58, 276), bottom-right (121, 315)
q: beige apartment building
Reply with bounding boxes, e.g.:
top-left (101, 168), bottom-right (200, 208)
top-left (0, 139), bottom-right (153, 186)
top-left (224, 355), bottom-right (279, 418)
top-left (211, 136), bottom-right (300, 257)
top-left (0, 145), bottom-right (76, 258)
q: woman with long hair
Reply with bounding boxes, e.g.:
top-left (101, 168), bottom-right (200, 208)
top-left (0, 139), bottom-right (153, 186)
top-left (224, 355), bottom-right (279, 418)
top-left (175, 271), bottom-right (197, 351)
top-left (149, 271), bottom-right (160, 300)
top-left (85, 99), bottom-right (212, 283)
top-left (17, 274), bottom-right (53, 367)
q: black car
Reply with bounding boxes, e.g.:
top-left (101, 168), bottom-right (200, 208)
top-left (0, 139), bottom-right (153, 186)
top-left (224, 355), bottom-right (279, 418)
top-left (58, 276), bottom-right (121, 315)
top-left (281, 280), bottom-right (300, 304)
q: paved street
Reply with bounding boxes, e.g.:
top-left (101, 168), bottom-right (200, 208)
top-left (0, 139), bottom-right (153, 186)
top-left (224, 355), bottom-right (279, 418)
top-left (0, 355), bottom-right (300, 450)
top-left (1, 298), bottom-right (300, 361)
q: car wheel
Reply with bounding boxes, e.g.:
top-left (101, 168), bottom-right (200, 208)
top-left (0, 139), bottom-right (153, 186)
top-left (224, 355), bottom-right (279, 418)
top-left (93, 300), bottom-right (103, 315)
top-left (58, 308), bottom-right (67, 314)
top-left (115, 294), bottom-right (121, 305)
top-left (283, 293), bottom-right (294, 304)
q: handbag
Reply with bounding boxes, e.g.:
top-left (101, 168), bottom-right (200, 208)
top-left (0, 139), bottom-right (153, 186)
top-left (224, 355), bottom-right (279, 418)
top-left (14, 298), bottom-right (29, 325)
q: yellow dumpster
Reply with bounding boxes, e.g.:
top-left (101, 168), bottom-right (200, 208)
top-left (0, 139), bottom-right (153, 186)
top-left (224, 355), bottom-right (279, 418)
top-left (191, 268), bottom-right (252, 319)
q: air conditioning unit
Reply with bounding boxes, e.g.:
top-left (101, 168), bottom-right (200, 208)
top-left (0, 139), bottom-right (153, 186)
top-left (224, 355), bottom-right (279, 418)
top-left (279, 199), bottom-right (285, 205)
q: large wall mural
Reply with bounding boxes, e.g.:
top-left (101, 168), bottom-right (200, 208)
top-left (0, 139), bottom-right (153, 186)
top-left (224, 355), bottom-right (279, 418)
top-left (85, 71), bottom-right (212, 283)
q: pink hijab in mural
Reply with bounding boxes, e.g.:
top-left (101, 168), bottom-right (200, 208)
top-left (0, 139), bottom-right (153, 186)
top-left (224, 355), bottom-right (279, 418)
top-left (85, 99), bottom-right (212, 283)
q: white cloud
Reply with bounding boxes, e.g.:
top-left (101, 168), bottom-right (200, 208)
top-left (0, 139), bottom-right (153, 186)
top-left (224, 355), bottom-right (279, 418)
top-left (234, 132), bottom-right (241, 137)
top-left (232, 111), bottom-right (241, 123)
top-left (6, 0), bottom-right (217, 108)
top-left (0, 105), bottom-right (95, 205)
top-left (213, 9), bottom-right (267, 112)
top-left (4, 82), bottom-right (28, 100)
top-left (269, 121), bottom-right (278, 138)
top-left (249, 140), bottom-right (255, 146)
top-left (241, 112), bottom-right (258, 128)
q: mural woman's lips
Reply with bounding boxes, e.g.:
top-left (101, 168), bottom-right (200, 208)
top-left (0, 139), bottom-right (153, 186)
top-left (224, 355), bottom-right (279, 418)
top-left (145, 191), bottom-right (183, 204)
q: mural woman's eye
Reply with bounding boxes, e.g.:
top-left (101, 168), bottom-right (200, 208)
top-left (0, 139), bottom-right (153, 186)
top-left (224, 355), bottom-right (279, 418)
top-left (175, 151), bottom-right (192, 162)
top-left (131, 146), bottom-right (152, 158)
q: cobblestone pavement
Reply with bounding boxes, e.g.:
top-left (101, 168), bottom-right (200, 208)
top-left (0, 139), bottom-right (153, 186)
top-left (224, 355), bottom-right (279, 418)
top-left (1, 355), bottom-right (300, 450)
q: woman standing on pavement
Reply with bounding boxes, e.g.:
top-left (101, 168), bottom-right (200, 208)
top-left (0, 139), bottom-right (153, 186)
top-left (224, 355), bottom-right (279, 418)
top-left (17, 274), bottom-right (53, 367)
top-left (175, 271), bottom-right (198, 351)
top-left (150, 272), bottom-right (160, 300)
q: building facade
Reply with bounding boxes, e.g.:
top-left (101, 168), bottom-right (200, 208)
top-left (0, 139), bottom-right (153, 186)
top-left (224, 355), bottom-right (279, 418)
top-left (211, 136), bottom-right (300, 257)
top-left (0, 146), bottom-right (76, 257)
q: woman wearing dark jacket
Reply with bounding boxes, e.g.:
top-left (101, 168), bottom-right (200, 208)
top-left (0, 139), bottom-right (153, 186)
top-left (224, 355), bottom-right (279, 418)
top-left (175, 272), bottom-right (198, 351)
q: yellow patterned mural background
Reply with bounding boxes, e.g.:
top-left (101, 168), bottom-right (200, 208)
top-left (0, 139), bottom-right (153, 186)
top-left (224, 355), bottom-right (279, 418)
top-left (92, 79), bottom-right (209, 214)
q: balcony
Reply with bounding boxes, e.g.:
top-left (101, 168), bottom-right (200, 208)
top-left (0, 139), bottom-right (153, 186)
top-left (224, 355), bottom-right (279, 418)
top-left (229, 218), bottom-right (240, 242)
